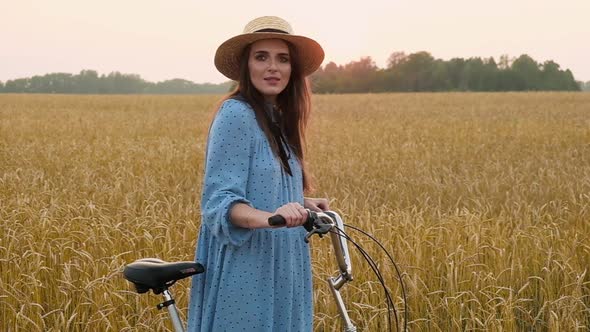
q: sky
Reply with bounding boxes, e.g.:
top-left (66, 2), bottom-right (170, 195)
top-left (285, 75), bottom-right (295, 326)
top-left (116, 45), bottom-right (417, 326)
top-left (1, 0), bottom-right (589, 84)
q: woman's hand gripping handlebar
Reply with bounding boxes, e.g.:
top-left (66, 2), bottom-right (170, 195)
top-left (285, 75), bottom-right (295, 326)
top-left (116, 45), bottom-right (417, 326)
top-left (268, 209), bottom-right (337, 243)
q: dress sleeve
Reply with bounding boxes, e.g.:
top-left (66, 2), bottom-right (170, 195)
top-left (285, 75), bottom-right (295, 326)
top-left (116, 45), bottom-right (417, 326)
top-left (200, 99), bottom-right (257, 246)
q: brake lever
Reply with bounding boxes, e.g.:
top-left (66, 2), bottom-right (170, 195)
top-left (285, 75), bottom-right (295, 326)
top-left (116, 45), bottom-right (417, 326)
top-left (304, 212), bottom-right (334, 243)
top-left (305, 226), bottom-right (330, 242)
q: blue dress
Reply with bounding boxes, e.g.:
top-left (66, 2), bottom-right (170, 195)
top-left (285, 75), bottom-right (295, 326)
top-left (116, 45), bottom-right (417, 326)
top-left (187, 99), bottom-right (313, 331)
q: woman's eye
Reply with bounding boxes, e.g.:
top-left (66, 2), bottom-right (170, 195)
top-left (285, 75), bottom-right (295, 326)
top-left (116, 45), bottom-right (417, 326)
top-left (255, 54), bottom-right (267, 61)
top-left (280, 57), bottom-right (290, 63)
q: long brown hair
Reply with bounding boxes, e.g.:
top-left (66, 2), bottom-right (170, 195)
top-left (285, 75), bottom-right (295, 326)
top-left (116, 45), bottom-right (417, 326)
top-left (220, 41), bottom-right (313, 191)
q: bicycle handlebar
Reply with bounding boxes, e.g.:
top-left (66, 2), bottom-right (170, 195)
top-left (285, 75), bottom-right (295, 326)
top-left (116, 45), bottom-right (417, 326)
top-left (269, 209), bottom-right (352, 277)
top-left (268, 209), bottom-right (333, 232)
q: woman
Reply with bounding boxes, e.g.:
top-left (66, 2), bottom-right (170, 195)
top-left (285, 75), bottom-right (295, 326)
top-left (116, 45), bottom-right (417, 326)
top-left (187, 16), bottom-right (329, 331)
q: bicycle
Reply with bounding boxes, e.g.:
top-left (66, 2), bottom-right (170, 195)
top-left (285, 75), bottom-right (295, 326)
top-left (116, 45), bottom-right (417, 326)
top-left (123, 210), bottom-right (407, 332)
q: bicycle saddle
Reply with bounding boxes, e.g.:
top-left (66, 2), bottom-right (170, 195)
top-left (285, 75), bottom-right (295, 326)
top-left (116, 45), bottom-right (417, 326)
top-left (123, 258), bottom-right (205, 294)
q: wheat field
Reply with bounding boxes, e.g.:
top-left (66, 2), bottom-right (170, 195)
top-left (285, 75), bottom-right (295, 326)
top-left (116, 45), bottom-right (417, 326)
top-left (1, 93), bottom-right (589, 331)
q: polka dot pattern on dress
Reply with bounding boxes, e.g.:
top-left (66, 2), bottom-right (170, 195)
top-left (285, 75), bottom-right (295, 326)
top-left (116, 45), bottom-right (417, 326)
top-left (187, 99), bottom-right (313, 331)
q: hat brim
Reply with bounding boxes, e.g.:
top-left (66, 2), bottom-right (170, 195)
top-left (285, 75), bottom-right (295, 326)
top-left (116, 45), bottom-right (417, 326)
top-left (215, 32), bottom-right (325, 81)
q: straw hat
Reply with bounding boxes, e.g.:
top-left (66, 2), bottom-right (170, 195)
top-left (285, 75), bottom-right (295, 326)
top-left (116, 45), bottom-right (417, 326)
top-left (214, 16), bottom-right (325, 81)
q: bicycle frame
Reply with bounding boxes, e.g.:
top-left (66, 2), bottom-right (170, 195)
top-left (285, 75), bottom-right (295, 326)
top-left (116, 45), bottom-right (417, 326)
top-left (308, 211), bottom-right (357, 332)
top-left (161, 289), bottom-right (184, 332)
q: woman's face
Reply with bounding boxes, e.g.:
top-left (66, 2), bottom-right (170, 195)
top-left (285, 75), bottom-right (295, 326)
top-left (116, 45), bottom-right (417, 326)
top-left (248, 39), bottom-right (292, 103)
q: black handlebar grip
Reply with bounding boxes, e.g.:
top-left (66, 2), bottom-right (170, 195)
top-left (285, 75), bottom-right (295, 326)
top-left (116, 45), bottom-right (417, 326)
top-left (268, 214), bottom-right (287, 226)
top-left (269, 210), bottom-right (316, 231)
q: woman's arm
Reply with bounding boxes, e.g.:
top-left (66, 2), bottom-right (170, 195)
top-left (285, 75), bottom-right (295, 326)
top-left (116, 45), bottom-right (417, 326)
top-left (230, 203), bottom-right (273, 229)
top-left (200, 100), bottom-right (258, 245)
top-left (231, 202), bottom-right (309, 229)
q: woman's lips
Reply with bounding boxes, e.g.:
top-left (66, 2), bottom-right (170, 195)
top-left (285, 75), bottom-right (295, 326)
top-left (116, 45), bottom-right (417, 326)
top-left (264, 77), bottom-right (280, 85)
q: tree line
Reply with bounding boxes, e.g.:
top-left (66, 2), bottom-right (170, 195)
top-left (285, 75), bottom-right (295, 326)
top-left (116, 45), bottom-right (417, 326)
top-left (0, 52), bottom-right (586, 94)
top-left (310, 52), bottom-right (583, 93)
top-left (0, 70), bottom-right (232, 94)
